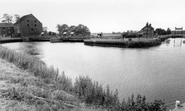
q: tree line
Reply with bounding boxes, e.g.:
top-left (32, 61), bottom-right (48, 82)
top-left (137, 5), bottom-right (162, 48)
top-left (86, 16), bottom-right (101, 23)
top-left (155, 28), bottom-right (171, 35)
top-left (122, 28), bottom-right (172, 38)
top-left (56, 24), bottom-right (91, 36)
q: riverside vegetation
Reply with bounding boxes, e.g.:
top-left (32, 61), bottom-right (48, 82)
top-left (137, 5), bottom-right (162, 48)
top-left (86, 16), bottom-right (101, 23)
top-left (0, 45), bottom-right (167, 111)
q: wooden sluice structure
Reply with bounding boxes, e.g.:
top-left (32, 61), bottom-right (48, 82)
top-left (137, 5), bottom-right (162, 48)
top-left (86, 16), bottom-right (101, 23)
top-left (172, 27), bottom-right (185, 38)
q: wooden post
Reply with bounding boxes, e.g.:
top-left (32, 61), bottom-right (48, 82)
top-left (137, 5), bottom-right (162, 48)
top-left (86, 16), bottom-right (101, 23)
top-left (182, 27), bottom-right (183, 37)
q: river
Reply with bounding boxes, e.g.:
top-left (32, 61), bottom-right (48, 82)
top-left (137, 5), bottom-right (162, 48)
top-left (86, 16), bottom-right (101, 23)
top-left (2, 38), bottom-right (185, 108)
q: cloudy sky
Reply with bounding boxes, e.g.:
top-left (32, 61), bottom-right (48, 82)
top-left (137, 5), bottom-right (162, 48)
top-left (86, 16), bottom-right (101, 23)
top-left (0, 0), bottom-right (185, 33)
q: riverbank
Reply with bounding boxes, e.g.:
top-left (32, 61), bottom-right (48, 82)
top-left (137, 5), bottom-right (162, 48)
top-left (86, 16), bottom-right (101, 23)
top-left (84, 35), bottom-right (172, 48)
top-left (0, 37), bottom-right (23, 43)
top-left (0, 58), bottom-right (81, 110)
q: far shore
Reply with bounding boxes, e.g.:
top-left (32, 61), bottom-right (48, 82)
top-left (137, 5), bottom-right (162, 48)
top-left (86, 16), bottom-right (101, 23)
top-left (0, 35), bottom-right (179, 48)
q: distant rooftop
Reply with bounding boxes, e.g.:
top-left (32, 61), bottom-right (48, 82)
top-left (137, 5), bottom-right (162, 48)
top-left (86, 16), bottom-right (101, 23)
top-left (0, 23), bottom-right (14, 27)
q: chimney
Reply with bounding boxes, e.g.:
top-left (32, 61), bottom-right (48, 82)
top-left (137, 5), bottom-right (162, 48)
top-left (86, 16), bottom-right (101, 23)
top-left (146, 22), bottom-right (149, 26)
top-left (149, 24), bottom-right (151, 27)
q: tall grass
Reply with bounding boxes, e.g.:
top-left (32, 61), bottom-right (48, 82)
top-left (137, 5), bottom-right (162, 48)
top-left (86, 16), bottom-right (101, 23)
top-left (73, 76), bottom-right (167, 111)
top-left (0, 45), bottom-right (75, 110)
top-left (0, 45), bottom-right (72, 90)
top-left (128, 39), bottom-right (161, 48)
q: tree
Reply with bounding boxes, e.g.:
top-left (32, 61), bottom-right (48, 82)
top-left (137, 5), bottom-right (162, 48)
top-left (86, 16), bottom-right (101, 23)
top-left (56, 24), bottom-right (69, 35)
top-left (1, 14), bottom-right (13, 23)
top-left (68, 25), bottom-right (76, 33)
top-left (1, 14), bottom-right (20, 23)
top-left (155, 28), bottom-right (167, 35)
top-left (166, 28), bottom-right (171, 35)
top-left (56, 24), bottom-right (91, 37)
top-left (14, 14), bottom-right (20, 23)
top-left (43, 26), bottom-right (48, 32)
top-left (75, 24), bottom-right (90, 36)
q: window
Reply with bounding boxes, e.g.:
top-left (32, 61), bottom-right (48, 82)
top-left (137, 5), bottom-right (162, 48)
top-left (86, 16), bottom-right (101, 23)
top-left (31, 28), bottom-right (33, 31)
top-left (27, 24), bottom-right (29, 27)
top-left (35, 20), bottom-right (36, 22)
top-left (35, 24), bottom-right (37, 27)
top-left (27, 20), bottom-right (29, 22)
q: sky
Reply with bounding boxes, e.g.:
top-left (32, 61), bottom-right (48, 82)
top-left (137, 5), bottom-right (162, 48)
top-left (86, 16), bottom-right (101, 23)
top-left (0, 0), bottom-right (185, 33)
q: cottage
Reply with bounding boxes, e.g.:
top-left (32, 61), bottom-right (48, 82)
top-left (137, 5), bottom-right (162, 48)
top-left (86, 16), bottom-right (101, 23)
top-left (14, 14), bottom-right (42, 37)
top-left (140, 23), bottom-right (154, 38)
top-left (0, 23), bottom-right (14, 37)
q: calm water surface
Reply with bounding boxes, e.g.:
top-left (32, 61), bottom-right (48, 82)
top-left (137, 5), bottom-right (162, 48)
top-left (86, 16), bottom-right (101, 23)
top-left (2, 38), bottom-right (185, 108)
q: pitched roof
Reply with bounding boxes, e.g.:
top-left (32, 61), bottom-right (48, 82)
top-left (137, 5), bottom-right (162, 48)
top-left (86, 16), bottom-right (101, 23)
top-left (141, 23), bottom-right (154, 31)
top-left (14, 14), bottom-right (41, 25)
top-left (0, 23), bottom-right (14, 27)
top-left (14, 14), bottom-right (31, 24)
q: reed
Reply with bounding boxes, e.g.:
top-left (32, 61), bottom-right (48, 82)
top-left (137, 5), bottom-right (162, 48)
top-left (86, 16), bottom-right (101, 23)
top-left (1, 46), bottom-right (65, 84)
top-left (0, 45), bottom-right (77, 110)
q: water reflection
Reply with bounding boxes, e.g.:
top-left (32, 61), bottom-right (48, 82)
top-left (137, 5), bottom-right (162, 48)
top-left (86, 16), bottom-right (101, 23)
top-left (23, 42), bottom-right (41, 55)
top-left (16, 42), bottom-right (43, 59)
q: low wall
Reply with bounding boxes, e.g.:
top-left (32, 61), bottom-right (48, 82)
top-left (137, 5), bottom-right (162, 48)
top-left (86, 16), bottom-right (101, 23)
top-left (0, 38), bottom-right (23, 44)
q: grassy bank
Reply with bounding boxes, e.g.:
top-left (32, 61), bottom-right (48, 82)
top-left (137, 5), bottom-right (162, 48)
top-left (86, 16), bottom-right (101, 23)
top-left (0, 46), bottom-right (79, 110)
top-left (127, 38), bottom-right (161, 48)
top-left (0, 45), bottom-right (167, 111)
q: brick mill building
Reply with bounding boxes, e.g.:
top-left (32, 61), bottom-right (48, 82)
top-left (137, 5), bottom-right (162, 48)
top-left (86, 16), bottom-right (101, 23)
top-left (0, 23), bottom-right (14, 37)
top-left (14, 14), bottom-right (42, 37)
top-left (140, 22), bottom-right (154, 38)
